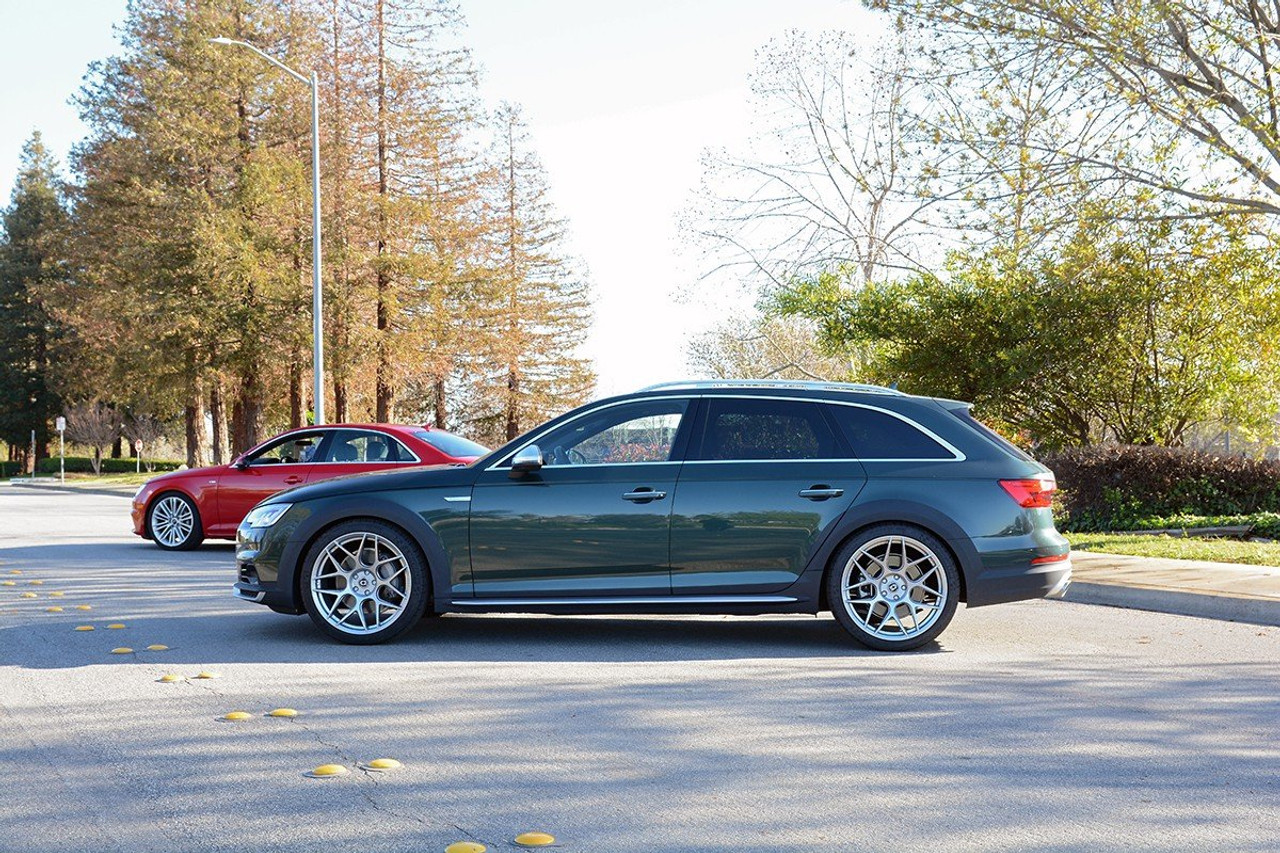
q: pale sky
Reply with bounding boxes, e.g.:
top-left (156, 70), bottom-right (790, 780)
top-left (0, 0), bottom-right (870, 397)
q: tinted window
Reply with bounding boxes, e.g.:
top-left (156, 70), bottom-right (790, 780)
top-left (411, 429), bottom-right (489, 459)
top-left (697, 399), bottom-right (839, 461)
top-left (826, 405), bottom-right (953, 459)
top-left (320, 430), bottom-right (412, 463)
top-left (530, 399), bottom-right (688, 465)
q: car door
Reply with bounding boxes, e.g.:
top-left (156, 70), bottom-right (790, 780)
top-left (669, 396), bottom-right (866, 595)
top-left (468, 398), bottom-right (693, 598)
top-left (213, 430), bottom-right (326, 534)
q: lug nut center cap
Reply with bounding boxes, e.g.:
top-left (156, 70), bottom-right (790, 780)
top-left (350, 570), bottom-right (376, 594)
top-left (880, 576), bottom-right (907, 602)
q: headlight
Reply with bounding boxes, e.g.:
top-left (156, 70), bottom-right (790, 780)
top-left (243, 503), bottom-right (293, 528)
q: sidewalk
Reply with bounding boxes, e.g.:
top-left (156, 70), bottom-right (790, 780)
top-left (3, 477), bottom-right (139, 499)
top-left (1065, 550), bottom-right (1280, 627)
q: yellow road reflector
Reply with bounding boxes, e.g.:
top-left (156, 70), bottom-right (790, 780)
top-left (28, 580), bottom-right (43, 585)
top-left (445, 843), bottom-right (486, 853)
top-left (222, 711), bottom-right (253, 722)
top-left (110, 647), bottom-right (133, 654)
top-left (266, 708), bottom-right (298, 718)
top-left (74, 625), bottom-right (94, 631)
top-left (45, 606), bottom-right (64, 613)
top-left (145, 644), bottom-right (169, 651)
top-left (1, 581), bottom-right (14, 586)
top-left (107, 623), bottom-right (126, 629)
top-left (20, 592), bottom-right (37, 599)
top-left (76, 605), bottom-right (93, 611)
top-left (157, 674), bottom-right (183, 683)
top-left (8, 570), bottom-right (21, 574)
top-left (305, 764), bottom-right (349, 778)
top-left (362, 758), bottom-right (401, 771)
top-left (193, 671), bottom-right (219, 679)
top-left (514, 832), bottom-right (556, 847)
top-left (49, 591), bottom-right (64, 597)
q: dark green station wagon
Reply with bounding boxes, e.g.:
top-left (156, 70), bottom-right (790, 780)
top-left (234, 381), bottom-right (1071, 651)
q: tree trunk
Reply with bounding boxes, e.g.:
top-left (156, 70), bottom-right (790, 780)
top-left (433, 378), bottom-right (447, 428)
top-left (334, 378), bottom-right (348, 423)
top-left (232, 371), bottom-right (263, 454)
top-left (111, 432), bottom-right (123, 460)
top-left (290, 358), bottom-right (304, 429)
top-left (210, 375), bottom-right (228, 465)
top-left (505, 367), bottom-right (519, 441)
top-left (185, 374), bottom-right (206, 468)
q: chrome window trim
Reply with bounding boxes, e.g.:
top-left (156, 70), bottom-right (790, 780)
top-left (486, 393), bottom-right (964, 471)
top-left (309, 427), bottom-right (423, 465)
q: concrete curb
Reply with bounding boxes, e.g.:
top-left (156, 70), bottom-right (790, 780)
top-left (1063, 580), bottom-right (1280, 628)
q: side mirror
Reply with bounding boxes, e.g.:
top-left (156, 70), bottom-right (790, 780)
top-left (509, 445), bottom-right (544, 478)
top-left (234, 456), bottom-right (251, 470)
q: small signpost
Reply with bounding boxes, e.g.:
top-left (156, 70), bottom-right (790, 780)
top-left (134, 438), bottom-right (142, 474)
top-left (55, 417), bottom-right (66, 484)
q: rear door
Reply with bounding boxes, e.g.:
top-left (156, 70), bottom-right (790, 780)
top-left (310, 429), bottom-right (422, 482)
top-left (669, 397), bottom-right (866, 595)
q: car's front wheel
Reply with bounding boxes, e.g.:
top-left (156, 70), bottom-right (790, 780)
top-left (147, 492), bottom-right (204, 551)
top-left (826, 524), bottom-right (960, 651)
top-left (300, 520), bottom-right (429, 644)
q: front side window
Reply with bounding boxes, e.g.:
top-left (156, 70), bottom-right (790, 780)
top-left (528, 400), bottom-right (689, 466)
top-left (248, 431), bottom-right (326, 465)
top-left (320, 430), bottom-right (413, 463)
top-left (696, 399), bottom-right (839, 461)
top-left (826, 405), bottom-right (954, 459)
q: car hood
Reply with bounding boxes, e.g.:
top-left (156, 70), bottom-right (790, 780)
top-left (142, 463), bottom-right (226, 487)
top-left (262, 463), bottom-right (476, 504)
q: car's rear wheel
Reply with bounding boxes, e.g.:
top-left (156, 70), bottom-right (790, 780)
top-left (826, 524), bottom-right (959, 651)
top-left (300, 520), bottom-right (428, 645)
top-left (147, 492), bottom-right (204, 551)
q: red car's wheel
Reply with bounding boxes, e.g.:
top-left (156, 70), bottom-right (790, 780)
top-left (147, 492), bottom-right (204, 551)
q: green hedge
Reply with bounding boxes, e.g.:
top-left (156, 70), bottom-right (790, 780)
top-left (1043, 445), bottom-right (1280, 532)
top-left (32, 456), bottom-right (183, 475)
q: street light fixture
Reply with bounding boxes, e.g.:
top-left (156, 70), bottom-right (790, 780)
top-left (210, 36), bottom-right (325, 425)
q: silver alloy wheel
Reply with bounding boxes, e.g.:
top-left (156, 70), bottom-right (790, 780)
top-left (309, 532), bottom-right (412, 636)
top-left (151, 496), bottom-right (195, 547)
top-left (839, 534), bottom-right (949, 642)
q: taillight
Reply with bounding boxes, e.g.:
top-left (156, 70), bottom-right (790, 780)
top-left (999, 477), bottom-right (1056, 508)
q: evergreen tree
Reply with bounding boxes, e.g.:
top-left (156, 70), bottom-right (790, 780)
top-left (0, 132), bottom-right (66, 470)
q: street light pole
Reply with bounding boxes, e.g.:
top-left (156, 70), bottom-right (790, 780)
top-left (210, 37), bottom-right (325, 425)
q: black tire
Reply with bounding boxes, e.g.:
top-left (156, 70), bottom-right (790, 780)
top-left (300, 519), bottom-right (429, 645)
top-left (826, 523), bottom-right (960, 651)
top-left (146, 491), bottom-right (204, 551)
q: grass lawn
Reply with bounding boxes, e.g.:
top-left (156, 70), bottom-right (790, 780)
top-left (1069, 532), bottom-right (1280, 567)
top-left (8, 471), bottom-right (157, 488)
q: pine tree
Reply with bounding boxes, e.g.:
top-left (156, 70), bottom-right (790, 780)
top-left (475, 104), bottom-right (595, 444)
top-left (0, 132), bottom-right (67, 472)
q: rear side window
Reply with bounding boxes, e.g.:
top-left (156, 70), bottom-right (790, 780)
top-left (321, 430), bottom-right (414, 463)
top-left (697, 399), bottom-right (839, 461)
top-left (412, 429), bottom-right (489, 459)
top-left (826, 405), bottom-right (954, 460)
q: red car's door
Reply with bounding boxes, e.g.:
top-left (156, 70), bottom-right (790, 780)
top-left (210, 429), bottom-right (327, 535)
top-left (308, 428), bottom-right (421, 482)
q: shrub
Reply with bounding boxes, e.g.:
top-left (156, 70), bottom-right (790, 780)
top-left (34, 456), bottom-right (183, 475)
top-left (1043, 445), bottom-right (1280, 531)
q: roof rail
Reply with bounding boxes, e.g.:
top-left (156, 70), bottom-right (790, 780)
top-left (638, 379), bottom-right (905, 396)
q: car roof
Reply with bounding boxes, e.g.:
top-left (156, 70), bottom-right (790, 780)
top-left (638, 379), bottom-right (907, 398)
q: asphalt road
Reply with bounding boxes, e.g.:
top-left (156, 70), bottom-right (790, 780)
top-left (1, 487), bottom-right (1277, 853)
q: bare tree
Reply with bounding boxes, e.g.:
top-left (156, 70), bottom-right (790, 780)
top-left (122, 413), bottom-right (168, 472)
top-left (687, 312), bottom-right (852, 382)
top-left (64, 401), bottom-right (119, 475)
top-left (876, 0), bottom-right (1280, 219)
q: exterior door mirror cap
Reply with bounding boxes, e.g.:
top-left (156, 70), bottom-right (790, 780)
top-left (509, 445), bottom-right (543, 477)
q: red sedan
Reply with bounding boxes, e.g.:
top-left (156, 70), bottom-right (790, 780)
top-left (131, 424), bottom-right (488, 550)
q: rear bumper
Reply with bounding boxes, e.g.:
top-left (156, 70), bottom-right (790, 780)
top-left (965, 554), bottom-right (1072, 607)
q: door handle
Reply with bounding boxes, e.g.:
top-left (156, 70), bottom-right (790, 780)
top-left (799, 486), bottom-right (843, 500)
top-left (622, 488), bottom-right (667, 503)
top-left (284, 475), bottom-right (303, 485)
